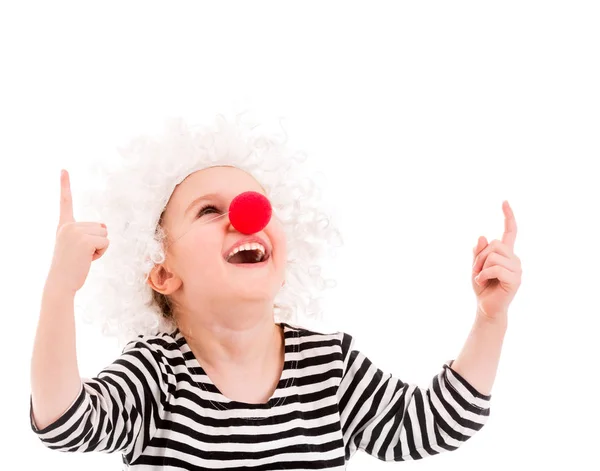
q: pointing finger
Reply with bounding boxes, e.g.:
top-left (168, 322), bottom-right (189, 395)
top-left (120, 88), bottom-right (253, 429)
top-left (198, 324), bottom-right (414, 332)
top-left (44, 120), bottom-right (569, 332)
top-left (501, 200), bottom-right (517, 250)
top-left (59, 169), bottom-right (75, 226)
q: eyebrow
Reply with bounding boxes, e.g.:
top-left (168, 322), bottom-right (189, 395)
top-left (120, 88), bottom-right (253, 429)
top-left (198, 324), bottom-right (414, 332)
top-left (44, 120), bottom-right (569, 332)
top-left (184, 192), bottom-right (220, 217)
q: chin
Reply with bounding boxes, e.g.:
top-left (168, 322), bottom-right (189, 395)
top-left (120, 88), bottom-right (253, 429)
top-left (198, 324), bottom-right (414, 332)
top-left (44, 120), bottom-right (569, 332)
top-left (234, 286), bottom-right (277, 300)
top-left (238, 283), bottom-right (282, 302)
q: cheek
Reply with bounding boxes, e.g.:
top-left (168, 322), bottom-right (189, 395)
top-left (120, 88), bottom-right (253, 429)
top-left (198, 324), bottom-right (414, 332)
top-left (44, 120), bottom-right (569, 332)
top-left (269, 224), bottom-right (287, 264)
top-left (177, 231), bottom-right (223, 273)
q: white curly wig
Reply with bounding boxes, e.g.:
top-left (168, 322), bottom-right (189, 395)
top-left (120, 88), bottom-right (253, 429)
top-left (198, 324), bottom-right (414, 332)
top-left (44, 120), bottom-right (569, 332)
top-left (74, 112), bottom-right (343, 347)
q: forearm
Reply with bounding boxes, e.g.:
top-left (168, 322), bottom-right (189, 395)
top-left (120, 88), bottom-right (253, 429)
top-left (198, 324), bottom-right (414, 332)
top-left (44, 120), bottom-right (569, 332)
top-left (450, 310), bottom-right (508, 396)
top-left (30, 277), bottom-right (82, 429)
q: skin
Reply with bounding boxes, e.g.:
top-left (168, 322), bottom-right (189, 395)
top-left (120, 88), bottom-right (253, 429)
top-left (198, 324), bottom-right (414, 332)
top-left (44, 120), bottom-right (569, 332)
top-left (451, 200), bottom-right (522, 395)
top-left (147, 166), bottom-right (287, 403)
top-left (471, 200), bottom-right (521, 323)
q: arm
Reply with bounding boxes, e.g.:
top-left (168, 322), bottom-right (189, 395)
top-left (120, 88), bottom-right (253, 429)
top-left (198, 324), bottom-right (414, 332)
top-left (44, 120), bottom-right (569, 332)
top-left (29, 276), bottom-right (170, 459)
top-left (30, 277), bottom-right (82, 430)
top-left (338, 332), bottom-right (492, 462)
top-left (450, 310), bottom-right (507, 397)
top-left (30, 335), bottom-right (170, 460)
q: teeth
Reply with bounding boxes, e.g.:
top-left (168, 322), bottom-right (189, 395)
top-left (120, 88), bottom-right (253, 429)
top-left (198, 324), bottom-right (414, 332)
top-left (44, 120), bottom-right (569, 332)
top-left (227, 242), bottom-right (266, 261)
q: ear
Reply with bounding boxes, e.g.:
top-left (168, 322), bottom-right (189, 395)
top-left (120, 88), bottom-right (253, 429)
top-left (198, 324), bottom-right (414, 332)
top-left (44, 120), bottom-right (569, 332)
top-left (147, 264), bottom-right (182, 295)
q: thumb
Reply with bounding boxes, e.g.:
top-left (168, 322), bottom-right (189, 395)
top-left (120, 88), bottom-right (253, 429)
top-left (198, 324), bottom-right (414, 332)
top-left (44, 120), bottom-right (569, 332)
top-left (473, 235), bottom-right (488, 260)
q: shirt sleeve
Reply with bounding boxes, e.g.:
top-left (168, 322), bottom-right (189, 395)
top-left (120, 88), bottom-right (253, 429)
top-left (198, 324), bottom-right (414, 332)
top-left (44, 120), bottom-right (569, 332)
top-left (29, 337), bottom-right (171, 462)
top-left (337, 332), bottom-right (492, 462)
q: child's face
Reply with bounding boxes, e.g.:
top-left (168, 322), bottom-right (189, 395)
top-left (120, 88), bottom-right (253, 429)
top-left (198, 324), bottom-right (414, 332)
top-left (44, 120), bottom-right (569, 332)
top-left (149, 166), bottom-right (287, 314)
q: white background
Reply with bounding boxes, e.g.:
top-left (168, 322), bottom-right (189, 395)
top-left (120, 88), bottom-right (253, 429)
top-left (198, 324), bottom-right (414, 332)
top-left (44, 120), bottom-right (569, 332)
top-left (2, 1), bottom-right (599, 469)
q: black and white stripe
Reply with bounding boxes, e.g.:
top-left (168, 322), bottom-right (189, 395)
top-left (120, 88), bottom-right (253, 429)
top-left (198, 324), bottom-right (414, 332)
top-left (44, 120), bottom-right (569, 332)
top-left (338, 333), bottom-right (491, 461)
top-left (30, 322), bottom-right (491, 469)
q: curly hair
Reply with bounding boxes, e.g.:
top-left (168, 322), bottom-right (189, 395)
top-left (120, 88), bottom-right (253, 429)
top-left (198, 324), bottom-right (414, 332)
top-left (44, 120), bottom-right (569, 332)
top-left (74, 112), bottom-right (342, 347)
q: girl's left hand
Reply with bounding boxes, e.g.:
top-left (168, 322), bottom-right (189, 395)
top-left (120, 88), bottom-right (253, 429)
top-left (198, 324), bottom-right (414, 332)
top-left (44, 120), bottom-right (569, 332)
top-left (472, 201), bottom-right (522, 322)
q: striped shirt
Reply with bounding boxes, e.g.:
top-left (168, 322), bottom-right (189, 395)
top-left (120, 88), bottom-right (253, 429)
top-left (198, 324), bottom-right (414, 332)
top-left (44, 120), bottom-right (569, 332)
top-left (30, 322), bottom-right (492, 469)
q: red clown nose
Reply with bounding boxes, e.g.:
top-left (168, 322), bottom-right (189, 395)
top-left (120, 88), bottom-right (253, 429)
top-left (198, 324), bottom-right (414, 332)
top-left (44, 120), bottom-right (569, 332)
top-left (228, 191), bottom-right (272, 235)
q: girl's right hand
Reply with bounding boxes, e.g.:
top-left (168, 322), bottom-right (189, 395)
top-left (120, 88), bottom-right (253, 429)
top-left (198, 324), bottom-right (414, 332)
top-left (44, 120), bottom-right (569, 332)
top-left (47, 169), bottom-right (110, 294)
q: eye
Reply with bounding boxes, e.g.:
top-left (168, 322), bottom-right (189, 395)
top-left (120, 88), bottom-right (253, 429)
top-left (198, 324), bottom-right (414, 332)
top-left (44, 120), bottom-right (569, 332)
top-left (197, 204), bottom-right (220, 218)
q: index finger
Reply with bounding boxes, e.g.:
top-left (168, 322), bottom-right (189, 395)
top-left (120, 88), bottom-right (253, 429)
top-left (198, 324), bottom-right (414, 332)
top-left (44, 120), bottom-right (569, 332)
top-left (501, 200), bottom-right (517, 250)
top-left (59, 169), bottom-right (75, 226)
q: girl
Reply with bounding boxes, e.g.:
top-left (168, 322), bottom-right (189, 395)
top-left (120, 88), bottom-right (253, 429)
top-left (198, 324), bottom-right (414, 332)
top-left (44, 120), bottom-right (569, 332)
top-left (30, 113), bottom-right (521, 469)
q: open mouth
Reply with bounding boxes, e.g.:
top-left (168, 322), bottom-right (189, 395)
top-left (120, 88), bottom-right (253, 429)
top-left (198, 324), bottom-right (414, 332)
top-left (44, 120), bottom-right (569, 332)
top-left (226, 248), bottom-right (270, 265)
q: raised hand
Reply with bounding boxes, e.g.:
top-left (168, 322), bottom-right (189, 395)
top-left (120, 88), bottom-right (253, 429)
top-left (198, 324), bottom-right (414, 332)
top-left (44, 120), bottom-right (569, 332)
top-left (48, 170), bottom-right (110, 293)
top-left (471, 200), bottom-right (522, 322)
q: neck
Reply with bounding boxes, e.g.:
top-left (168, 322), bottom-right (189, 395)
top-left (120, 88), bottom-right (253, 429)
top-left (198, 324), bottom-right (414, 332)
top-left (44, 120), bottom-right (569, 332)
top-left (175, 303), bottom-right (283, 370)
